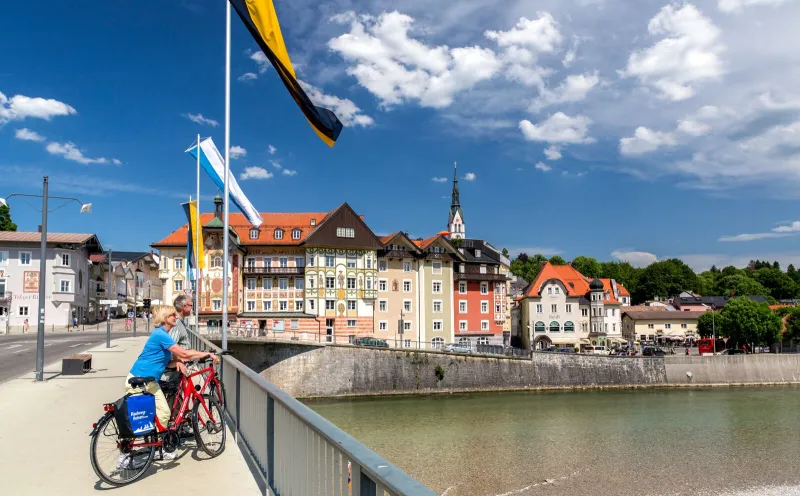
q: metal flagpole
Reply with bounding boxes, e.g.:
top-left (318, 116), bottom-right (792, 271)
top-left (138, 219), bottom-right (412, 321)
top-left (187, 195), bottom-right (192, 288)
top-left (221, 0), bottom-right (231, 352)
top-left (195, 133), bottom-right (201, 333)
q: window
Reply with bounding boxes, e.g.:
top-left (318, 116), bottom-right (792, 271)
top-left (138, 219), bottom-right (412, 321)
top-left (246, 257), bottom-right (256, 269)
top-left (379, 321), bottom-right (388, 331)
top-left (19, 306), bottom-right (29, 316)
top-left (664, 323), bottom-right (672, 329)
top-left (681, 323), bottom-right (688, 329)
top-left (648, 323), bottom-right (654, 329)
top-left (564, 321), bottom-right (575, 333)
top-left (433, 300), bottom-right (442, 313)
top-left (347, 277), bottom-right (356, 290)
top-left (308, 256), bottom-right (315, 267)
top-left (347, 254), bottom-right (356, 268)
top-left (292, 229), bottom-right (301, 240)
top-left (263, 257), bottom-right (272, 268)
top-left (325, 277), bottom-right (335, 289)
top-left (475, 249), bottom-right (481, 258)
top-left (347, 319), bottom-right (357, 327)
top-left (612, 309), bottom-right (616, 316)
top-left (379, 260), bottom-right (387, 272)
top-left (551, 304), bottom-right (557, 313)
top-left (274, 229), bottom-right (284, 240)
top-left (307, 277), bottom-right (315, 289)
top-left (431, 337), bottom-right (444, 349)
top-left (366, 278), bottom-right (373, 290)
top-left (246, 278), bottom-right (256, 290)
top-left (379, 279), bottom-right (387, 292)
top-left (459, 320), bottom-right (467, 331)
top-left (249, 228), bottom-right (259, 240)
top-left (347, 300), bottom-right (356, 311)
top-left (379, 300), bottom-right (387, 312)
top-left (613, 323), bottom-right (616, 333)
top-left (481, 301), bottom-right (489, 313)
top-left (566, 304), bottom-right (572, 313)
top-left (550, 321), bottom-right (560, 332)
top-left (459, 301), bottom-right (467, 313)
top-left (495, 303), bottom-right (501, 313)
top-left (325, 256), bottom-right (335, 268)
top-left (174, 280), bottom-right (183, 291)
top-left (294, 278), bottom-right (304, 290)
top-left (290, 319), bottom-right (299, 330)
top-left (536, 304), bottom-right (543, 313)
top-left (213, 299), bottom-right (221, 311)
top-left (325, 300), bottom-right (335, 310)
top-left (263, 278), bottom-right (273, 290)
top-left (0, 251), bottom-right (7, 265)
top-left (279, 278), bottom-right (288, 290)
top-left (404, 261), bottom-right (411, 272)
top-left (247, 301), bottom-right (256, 311)
top-left (604, 323), bottom-right (608, 333)
top-left (404, 299), bottom-right (412, 312)
top-left (459, 282), bottom-right (467, 294)
top-left (295, 300), bottom-right (303, 311)
top-left (278, 257), bottom-right (288, 268)
top-left (404, 280), bottom-right (412, 293)
top-left (307, 300), bottom-right (314, 311)
top-left (433, 320), bottom-right (443, 331)
top-left (404, 321), bottom-right (412, 332)
top-left (366, 257), bottom-right (373, 269)
top-left (431, 281), bottom-right (441, 294)
top-left (212, 256), bottom-right (223, 268)
top-left (477, 337), bottom-right (489, 345)
top-left (481, 320), bottom-right (489, 331)
top-left (432, 262), bottom-right (442, 274)
top-left (262, 300), bottom-right (272, 311)
top-left (336, 227), bottom-right (355, 238)
top-left (547, 287), bottom-right (552, 294)
top-left (59, 253), bottom-right (70, 266)
top-left (175, 258), bottom-right (184, 270)
top-left (295, 257), bottom-right (304, 268)
top-left (58, 280), bottom-right (71, 292)
top-left (556, 287), bottom-right (562, 295)
top-left (480, 283), bottom-right (488, 295)
top-left (535, 321), bottom-right (545, 333)
top-left (479, 266), bottom-right (487, 274)
top-left (279, 301), bottom-right (288, 311)
top-left (581, 308), bottom-right (588, 317)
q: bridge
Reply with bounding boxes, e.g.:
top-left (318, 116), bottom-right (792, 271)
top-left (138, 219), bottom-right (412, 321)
top-left (0, 331), bottom-right (434, 495)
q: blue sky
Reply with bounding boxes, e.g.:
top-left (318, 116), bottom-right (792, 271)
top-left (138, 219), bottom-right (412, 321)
top-left (2, 0), bottom-right (800, 271)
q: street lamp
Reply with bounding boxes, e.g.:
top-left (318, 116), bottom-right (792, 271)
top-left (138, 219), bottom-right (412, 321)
top-left (1, 176), bottom-right (93, 382)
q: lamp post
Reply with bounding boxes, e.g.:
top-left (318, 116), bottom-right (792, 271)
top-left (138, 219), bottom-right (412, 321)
top-left (1, 176), bottom-right (93, 381)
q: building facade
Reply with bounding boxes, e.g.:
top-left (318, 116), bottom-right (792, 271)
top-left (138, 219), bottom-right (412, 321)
top-left (622, 310), bottom-right (706, 344)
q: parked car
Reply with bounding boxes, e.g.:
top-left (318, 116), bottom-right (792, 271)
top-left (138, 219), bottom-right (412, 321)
top-left (720, 348), bottom-right (746, 355)
top-left (642, 347), bottom-right (666, 357)
top-left (583, 345), bottom-right (608, 355)
top-left (354, 337), bottom-right (389, 348)
top-left (557, 348), bottom-right (576, 353)
top-left (444, 343), bottom-right (472, 354)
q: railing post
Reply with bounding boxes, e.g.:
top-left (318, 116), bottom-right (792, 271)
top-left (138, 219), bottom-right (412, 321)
top-left (266, 394), bottom-right (274, 490)
top-left (235, 368), bottom-right (241, 442)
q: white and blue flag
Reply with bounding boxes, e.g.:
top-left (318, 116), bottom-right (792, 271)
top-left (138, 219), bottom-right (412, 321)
top-left (186, 137), bottom-right (263, 227)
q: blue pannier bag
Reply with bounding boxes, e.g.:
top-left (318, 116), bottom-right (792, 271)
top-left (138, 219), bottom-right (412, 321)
top-left (113, 393), bottom-right (156, 438)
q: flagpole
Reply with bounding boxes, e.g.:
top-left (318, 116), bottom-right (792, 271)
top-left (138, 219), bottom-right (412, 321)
top-left (195, 133), bottom-right (201, 333)
top-left (221, 0), bottom-right (231, 352)
top-left (187, 195), bottom-right (192, 287)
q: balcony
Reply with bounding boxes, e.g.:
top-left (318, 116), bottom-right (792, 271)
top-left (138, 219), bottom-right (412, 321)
top-left (242, 266), bottom-right (304, 276)
top-left (454, 268), bottom-right (509, 282)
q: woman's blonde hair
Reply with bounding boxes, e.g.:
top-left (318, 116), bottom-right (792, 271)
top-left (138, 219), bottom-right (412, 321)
top-left (151, 304), bottom-right (176, 327)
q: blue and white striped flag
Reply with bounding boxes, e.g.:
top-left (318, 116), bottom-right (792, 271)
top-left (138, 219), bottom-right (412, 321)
top-left (186, 137), bottom-right (263, 227)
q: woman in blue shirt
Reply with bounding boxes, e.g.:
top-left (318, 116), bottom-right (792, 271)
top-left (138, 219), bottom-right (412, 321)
top-left (125, 305), bottom-right (218, 440)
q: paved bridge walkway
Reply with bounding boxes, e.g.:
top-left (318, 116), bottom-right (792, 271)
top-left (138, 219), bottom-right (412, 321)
top-left (0, 336), bottom-right (260, 495)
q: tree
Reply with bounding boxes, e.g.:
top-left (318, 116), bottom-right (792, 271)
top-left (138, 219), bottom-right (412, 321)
top-left (571, 256), bottom-right (601, 278)
top-left (599, 261), bottom-right (641, 301)
top-left (788, 264), bottom-right (800, 286)
top-left (710, 265), bottom-right (720, 274)
top-left (696, 311), bottom-right (720, 338)
top-left (783, 308), bottom-right (800, 342)
top-left (0, 204), bottom-right (16, 232)
top-left (696, 272), bottom-right (716, 296)
top-left (716, 274), bottom-right (771, 298)
top-left (753, 267), bottom-right (797, 300)
top-left (634, 258), bottom-right (697, 302)
top-left (720, 297), bottom-right (782, 347)
top-left (549, 255), bottom-right (567, 265)
top-left (773, 261), bottom-right (781, 270)
top-left (510, 253), bottom-right (548, 283)
top-left (501, 247), bottom-right (509, 258)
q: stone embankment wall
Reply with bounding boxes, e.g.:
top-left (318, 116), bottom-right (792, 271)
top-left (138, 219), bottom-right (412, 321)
top-left (663, 354), bottom-right (800, 386)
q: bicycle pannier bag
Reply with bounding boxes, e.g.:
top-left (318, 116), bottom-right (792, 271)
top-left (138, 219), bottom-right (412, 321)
top-left (113, 393), bottom-right (157, 438)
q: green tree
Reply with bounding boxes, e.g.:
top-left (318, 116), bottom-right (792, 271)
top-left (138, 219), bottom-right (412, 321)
top-left (510, 253), bottom-right (548, 283)
top-left (787, 264), bottom-right (800, 286)
top-left (599, 261), bottom-right (641, 301)
top-left (548, 255), bottom-right (567, 265)
top-left (720, 298), bottom-right (782, 347)
top-left (501, 247), bottom-right (509, 258)
top-left (721, 265), bottom-right (743, 278)
top-left (571, 256), bottom-right (601, 278)
top-left (696, 311), bottom-right (720, 338)
top-left (696, 272), bottom-right (717, 296)
top-left (753, 267), bottom-right (797, 300)
top-left (716, 274), bottom-right (771, 298)
top-left (633, 258), bottom-right (697, 302)
top-left (783, 308), bottom-right (800, 342)
top-left (0, 204), bottom-right (17, 232)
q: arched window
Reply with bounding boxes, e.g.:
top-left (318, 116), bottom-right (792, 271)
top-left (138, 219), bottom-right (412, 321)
top-left (550, 321), bottom-right (560, 333)
top-left (477, 337), bottom-right (489, 345)
top-left (564, 321), bottom-right (575, 333)
top-left (535, 321), bottom-right (545, 333)
top-left (431, 337), bottom-right (445, 349)
top-left (212, 256), bottom-right (223, 268)
top-left (458, 337), bottom-right (471, 346)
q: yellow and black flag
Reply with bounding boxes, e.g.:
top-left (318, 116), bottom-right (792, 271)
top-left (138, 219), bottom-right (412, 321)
top-left (229, 0), bottom-right (343, 147)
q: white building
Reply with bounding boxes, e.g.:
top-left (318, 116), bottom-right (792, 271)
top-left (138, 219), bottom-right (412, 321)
top-left (0, 232), bottom-right (103, 332)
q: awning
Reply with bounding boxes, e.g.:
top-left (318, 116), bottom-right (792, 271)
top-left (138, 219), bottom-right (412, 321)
top-left (580, 339), bottom-right (591, 345)
top-left (538, 336), bottom-right (579, 345)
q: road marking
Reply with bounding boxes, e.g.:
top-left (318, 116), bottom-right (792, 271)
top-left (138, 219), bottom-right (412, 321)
top-left (13, 348), bottom-right (30, 354)
top-left (5, 344), bottom-right (22, 349)
top-left (45, 344), bottom-right (52, 347)
top-left (70, 343), bottom-right (82, 348)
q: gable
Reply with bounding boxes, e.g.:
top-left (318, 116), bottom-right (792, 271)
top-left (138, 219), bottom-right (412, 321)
top-left (302, 203), bottom-right (382, 250)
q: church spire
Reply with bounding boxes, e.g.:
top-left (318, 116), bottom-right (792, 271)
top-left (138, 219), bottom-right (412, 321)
top-left (451, 161), bottom-right (460, 208)
top-left (448, 161), bottom-right (465, 239)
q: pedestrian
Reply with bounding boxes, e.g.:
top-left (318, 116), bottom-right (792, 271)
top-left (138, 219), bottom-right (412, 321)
top-left (685, 346), bottom-right (690, 356)
top-left (23, 318), bottom-right (29, 333)
top-left (73, 316), bottom-right (78, 330)
top-left (125, 317), bottom-right (132, 331)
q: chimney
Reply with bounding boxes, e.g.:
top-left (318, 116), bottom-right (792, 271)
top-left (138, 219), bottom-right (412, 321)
top-left (38, 225), bottom-right (42, 233)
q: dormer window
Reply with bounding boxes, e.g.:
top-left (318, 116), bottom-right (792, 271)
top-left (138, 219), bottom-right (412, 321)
top-left (310, 219), bottom-right (316, 226)
top-left (475, 249), bottom-right (481, 258)
top-left (292, 228), bottom-right (301, 240)
top-left (249, 228), bottom-right (259, 240)
top-left (274, 229), bottom-right (284, 240)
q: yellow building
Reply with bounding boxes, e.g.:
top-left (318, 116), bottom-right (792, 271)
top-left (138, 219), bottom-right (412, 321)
top-left (621, 310), bottom-right (707, 344)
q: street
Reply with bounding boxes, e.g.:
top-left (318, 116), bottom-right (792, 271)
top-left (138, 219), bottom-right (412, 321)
top-left (0, 331), bottom-right (130, 384)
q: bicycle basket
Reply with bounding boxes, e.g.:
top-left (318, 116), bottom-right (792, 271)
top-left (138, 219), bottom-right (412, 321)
top-left (113, 393), bottom-right (157, 438)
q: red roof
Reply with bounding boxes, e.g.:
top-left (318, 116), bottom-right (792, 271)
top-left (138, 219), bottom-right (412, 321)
top-left (380, 232), bottom-right (401, 245)
top-left (152, 212), bottom-right (327, 247)
top-left (0, 232), bottom-right (96, 243)
top-left (524, 262), bottom-right (629, 303)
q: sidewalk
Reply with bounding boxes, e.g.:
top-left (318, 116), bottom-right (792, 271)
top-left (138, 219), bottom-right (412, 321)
top-left (0, 336), bottom-right (260, 495)
top-left (2, 318), bottom-right (152, 335)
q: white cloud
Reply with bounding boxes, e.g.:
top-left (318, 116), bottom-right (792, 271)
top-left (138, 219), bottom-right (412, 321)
top-left (183, 113), bottom-right (219, 127)
top-left (270, 159), bottom-right (282, 169)
top-left (678, 251), bottom-right (800, 271)
top-left (544, 144), bottom-right (562, 160)
top-left (619, 126), bottom-right (677, 156)
top-left (46, 142), bottom-right (110, 165)
top-left (300, 81), bottom-right (375, 127)
top-left (268, 144), bottom-right (277, 155)
top-left (463, 172), bottom-right (476, 181)
top-left (237, 72), bottom-right (258, 82)
top-left (432, 177), bottom-right (448, 182)
top-left (529, 71), bottom-right (600, 112)
top-left (611, 250), bottom-right (658, 267)
top-left (773, 221), bottom-right (800, 233)
top-left (250, 51), bottom-right (270, 73)
top-left (622, 3), bottom-right (724, 101)
top-left (282, 169), bottom-right (298, 176)
top-left (229, 145), bottom-right (247, 159)
top-left (519, 112), bottom-right (593, 144)
top-left (534, 162), bottom-right (552, 172)
top-left (718, 220), bottom-right (800, 241)
top-left (0, 92), bottom-right (76, 123)
top-left (484, 13), bottom-right (562, 52)
top-left (239, 166), bottom-right (273, 180)
top-left (718, 0), bottom-right (796, 13)
top-left (14, 128), bottom-right (45, 142)
top-left (112, 158), bottom-right (122, 165)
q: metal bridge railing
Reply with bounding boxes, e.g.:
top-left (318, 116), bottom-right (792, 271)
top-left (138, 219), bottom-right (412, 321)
top-left (188, 328), bottom-right (435, 496)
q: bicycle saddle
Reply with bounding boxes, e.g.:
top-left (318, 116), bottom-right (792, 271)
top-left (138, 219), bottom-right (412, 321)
top-left (128, 376), bottom-right (155, 387)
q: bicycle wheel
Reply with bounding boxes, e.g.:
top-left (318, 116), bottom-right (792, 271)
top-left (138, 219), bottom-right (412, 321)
top-left (89, 413), bottom-right (155, 487)
top-left (212, 376), bottom-right (227, 408)
top-left (193, 395), bottom-right (226, 457)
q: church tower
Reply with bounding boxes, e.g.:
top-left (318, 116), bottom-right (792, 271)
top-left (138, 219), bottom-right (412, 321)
top-left (448, 162), bottom-right (466, 239)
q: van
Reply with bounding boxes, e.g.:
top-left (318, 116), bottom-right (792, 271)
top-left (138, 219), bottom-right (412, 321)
top-left (583, 345), bottom-right (608, 355)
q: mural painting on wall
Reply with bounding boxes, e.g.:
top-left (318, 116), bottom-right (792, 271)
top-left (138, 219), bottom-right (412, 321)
top-left (337, 302), bottom-right (345, 316)
top-left (337, 271), bottom-right (344, 288)
top-left (23, 271), bottom-right (39, 293)
top-left (392, 279), bottom-right (398, 292)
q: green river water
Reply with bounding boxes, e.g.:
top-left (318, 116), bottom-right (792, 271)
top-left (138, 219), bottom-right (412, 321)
top-left (307, 387), bottom-right (800, 495)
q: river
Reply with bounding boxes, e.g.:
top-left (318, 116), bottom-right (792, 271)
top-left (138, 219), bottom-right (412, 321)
top-left (307, 387), bottom-right (800, 495)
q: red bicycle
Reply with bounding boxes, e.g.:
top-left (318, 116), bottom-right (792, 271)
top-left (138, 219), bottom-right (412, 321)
top-left (89, 356), bottom-right (226, 487)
